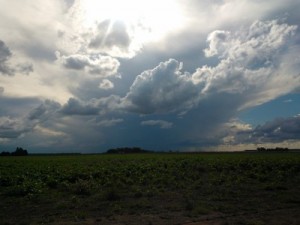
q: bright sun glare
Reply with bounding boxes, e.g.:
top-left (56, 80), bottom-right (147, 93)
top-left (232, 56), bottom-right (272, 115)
top-left (80, 0), bottom-right (185, 42)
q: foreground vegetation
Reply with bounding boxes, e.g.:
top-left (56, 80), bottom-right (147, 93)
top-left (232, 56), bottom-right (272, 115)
top-left (0, 152), bottom-right (300, 225)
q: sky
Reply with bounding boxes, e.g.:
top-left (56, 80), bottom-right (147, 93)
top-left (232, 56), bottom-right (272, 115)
top-left (0, 0), bottom-right (300, 153)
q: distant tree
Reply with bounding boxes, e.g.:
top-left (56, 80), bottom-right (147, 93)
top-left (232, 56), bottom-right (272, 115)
top-left (11, 147), bottom-right (28, 156)
top-left (275, 147), bottom-right (289, 151)
top-left (106, 147), bottom-right (152, 154)
top-left (257, 147), bottom-right (266, 151)
top-left (257, 147), bottom-right (289, 152)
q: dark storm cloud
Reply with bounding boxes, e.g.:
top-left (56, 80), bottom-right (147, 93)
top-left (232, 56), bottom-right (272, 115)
top-left (60, 98), bottom-right (99, 115)
top-left (0, 117), bottom-right (30, 139)
top-left (0, 96), bottom-right (41, 117)
top-left (28, 100), bottom-right (61, 121)
top-left (237, 115), bottom-right (300, 143)
top-left (0, 117), bottom-right (32, 139)
top-left (141, 120), bottom-right (173, 129)
top-left (0, 98), bottom-right (61, 140)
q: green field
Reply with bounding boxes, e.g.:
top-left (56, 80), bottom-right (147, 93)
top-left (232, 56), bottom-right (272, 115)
top-left (1, 152), bottom-right (300, 225)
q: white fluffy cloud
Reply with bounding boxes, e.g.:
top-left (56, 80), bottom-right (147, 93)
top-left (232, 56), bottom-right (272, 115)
top-left (204, 20), bottom-right (297, 65)
top-left (204, 30), bottom-right (230, 58)
top-left (99, 79), bottom-right (114, 90)
top-left (196, 20), bottom-right (299, 106)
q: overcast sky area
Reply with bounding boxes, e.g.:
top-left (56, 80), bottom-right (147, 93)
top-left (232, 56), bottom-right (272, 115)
top-left (0, 0), bottom-right (300, 153)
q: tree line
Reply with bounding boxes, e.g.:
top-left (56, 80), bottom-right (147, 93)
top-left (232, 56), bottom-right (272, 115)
top-left (0, 147), bottom-right (28, 156)
top-left (106, 147), bottom-right (153, 154)
top-left (257, 147), bottom-right (289, 152)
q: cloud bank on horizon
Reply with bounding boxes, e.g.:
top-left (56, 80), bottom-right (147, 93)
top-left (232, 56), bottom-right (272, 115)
top-left (0, 0), bottom-right (300, 152)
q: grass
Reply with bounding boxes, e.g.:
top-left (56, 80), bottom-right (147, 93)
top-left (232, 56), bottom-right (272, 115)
top-left (0, 152), bottom-right (300, 224)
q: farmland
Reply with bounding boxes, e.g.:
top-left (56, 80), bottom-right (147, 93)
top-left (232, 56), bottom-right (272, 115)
top-left (0, 152), bottom-right (300, 225)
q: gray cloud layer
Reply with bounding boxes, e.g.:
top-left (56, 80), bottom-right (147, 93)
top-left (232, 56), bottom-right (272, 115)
top-left (57, 53), bottom-right (120, 76)
top-left (0, 40), bottom-right (33, 76)
top-left (0, 40), bottom-right (14, 75)
top-left (0, 100), bottom-right (61, 140)
top-left (235, 115), bottom-right (300, 144)
top-left (253, 116), bottom-right (300, 142)
top-left (141, 120), bottom-right (173, 129)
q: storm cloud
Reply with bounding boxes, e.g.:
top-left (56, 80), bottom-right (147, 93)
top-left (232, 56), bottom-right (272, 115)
top-left (0, 0), bottom-right (300, 152)
top-left (0, 117), bottom-right (29, 139)
top-left (123, 20), bottom-right (299, 116)
top-left (240, 115), bottom-right (300, 143)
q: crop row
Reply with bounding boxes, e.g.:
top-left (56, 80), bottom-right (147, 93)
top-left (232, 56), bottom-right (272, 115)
top-left (1, 153), bottom-right (299, 198)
